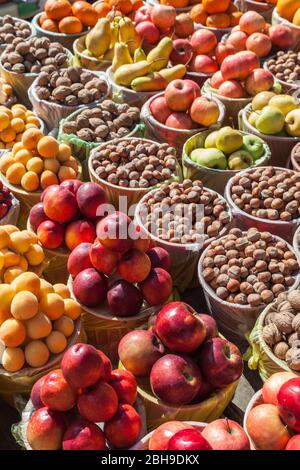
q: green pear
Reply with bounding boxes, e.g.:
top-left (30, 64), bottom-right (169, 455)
top-left (255, 106), bottom-right (285, 135)
top-left (268, 95), bottom-right (298, 116)
top-left (228, 150), bottom-right (253, 170)
top-left (252, 91), bottom-right (275, 111)
top-left (285, 108), bottom-right (300, 137)
top-left (215, 127), bottom-right (243, 154)
top-left (242, 135), bottom-right (264, 160)
top-left (190, 148), bottom-right (227, 170)
top-left (204, 131), bottom-right (219, 149)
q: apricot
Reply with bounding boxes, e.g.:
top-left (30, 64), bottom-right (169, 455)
top-left (58, 166), bottom-right (76, 181)
top-left (2, 347), bottom-right (25, 372)
top-left (12, 272), bottom-right (41, 296)
top-left (3, 225), bottom-right (19, 234)
top-left (19, 256), bottom-right (29, 271)
top-left (27, 231), bottom-right (38, 244)
top-left (53, 284), bottom-right (70, 299)
top-left (46, 330), bottom-right (67, 354)
top-left (3, 248), bottom-right (21, 267)
top-left (37, 136), bottom-right (59, 159)
top-left (39, 279), bottom-right (54, 297)
top-left (0, 250), bottom-right (4, 269)
top-left (11, 118), bottom-right (25, 133)
top-left (26, 116), bottom-right (40, 127)
top-left (10, 230), bottom-right (32, 253)
top-left (25, 340), bottom-right (50, 367)
top-left (0, 154), bottom-right (14, 173)
top-left (64, 157), bottom-right (78, 172)
top-left (25, 123), bottom-right (38, 130)
top-left (12, 108), bottom-right (26, 120)
top-left (11, 291), bottom-right (39, 320)
top-left (26, 312), bottom-right (52, 339)
top-left (0, 111), bottom-right (10, 131)
top-left (21, 171), bottom-right (40, 192)
top-left (6, 162), bottom-right (26, 185)
top-left (54, 315), bottom-right (74, 337)
top-left (26, 157), bottom-right (44, 174)
top-left (0, 284), bottom-right (15, 310)
top-left (5, 142), bottom-right (14, 149)
top-left (4, 267), bottom-right (24, 283)
top-left (22, 128), bottom-right (43, 150)
top-left (63, 298), bottom-right (81, 320)
top-left (44, 158), bottom-right (60, 174)
top-left (40, 170), bottom-right (59, 189)
top-left (0, 226), bottom-right (10, 248)
top-left (39, 293), bottom-right (65, 320)
top-left (12, 104), bottom-right (27, 112)
top-left (57, 143), bottom-right (71, 162)
top-left (15, 148), bottom-right (33, 165)
top-left (0, 127), bottom-right (16, 143)
top-left (0, 318), bottom-right (26, 347)
top-left (25, 244), bottom-right (45, 266)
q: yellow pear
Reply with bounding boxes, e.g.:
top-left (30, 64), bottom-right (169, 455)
top-left (86, 18), bottom-right (111, 57)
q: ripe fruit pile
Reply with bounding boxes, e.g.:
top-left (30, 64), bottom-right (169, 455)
top-left (247, 93), bottom-right (300, 136)
top-left (277, 0), bottom-right (300, 26)
top-left (0, 272), bottom-right (82, 372)
top-left (69, 211), bottom-right (173, 313)
top-left (0, 130), bottom-right (80, 192)
top-left (39, 0), bottom-right (98, 34)
top-left (189, 127), bottom-right (265, 170)
top-left (29, 181), bottom-right (106, 250)
top-left (27, 343), bottom-right (142, 450)
top-left (190, 0), bottom-right (242, 29)
top-left (246, 372), bottom-right (300, 450)
top-left (0, 180), bottom-right (14, 219)
top-left (119, 301), bottom-right (243, 405)
top-left (150, 79), bottom-right (220, 130)
top-left (0, 104), bottom-right (41, 150)
top-left (0, 225), bottom-right (45, 285)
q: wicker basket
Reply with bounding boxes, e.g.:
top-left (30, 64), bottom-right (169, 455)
top-left (73, 35), bottom-right (111, 72)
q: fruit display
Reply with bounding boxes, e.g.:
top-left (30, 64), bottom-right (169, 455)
top-left (149, 79), bottom-right (220, 130)
top-left (0, 104), bottom-right (42, 150)
top-left (0, 131), bottom-right (81, 193)
top-left (119, 301), bottom-right (243, 406)
top-left (188, 127), bottom-right (266, 170)
top-left (245, 372), bottom-right (300, 450)
top-left (266, 50), bottom-right (300, 86)
top-left (0, 180), bottom-right (14, 219)
top-left (26, 343), bottom-right (142, 449)
top-left (95, 0), bottom-right (143, 18)
top-left (29, 181), bottom-right (106, 250)
top-left (277, 0), bottom-right (300, 25)
top-left (69, 210), bottom-right (173, 311)
top-left (37, 0), bottom-right (98, 34)
top-left (261, 290), bottom-right (300, 370)
top-left (189, 0), bottom-right (242, 30)
top-left (0, 78), bottom-right (17, 108)
top-left (0, 15), bottom-right (32, 47)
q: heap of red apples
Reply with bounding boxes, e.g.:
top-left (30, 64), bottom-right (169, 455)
top-left (246, 372), bottom-right (300, 450)
top-left (68, 211), bottom-right (173, 315)
top-left (29, 181), bottom-right (107, 251)
top-left (27, 343), bottom-right (142, 450)
top-left (119, 301), bottom-right (243, 406)
top-left (150, 79), bottom-right (220, 130)
top-left (145, 418), bottom-right (250, 450)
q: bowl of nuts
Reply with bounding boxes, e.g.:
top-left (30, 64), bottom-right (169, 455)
top-left (73, 35), bottom-right (111, 72)
top-left (225, 166), bottom-right (300, 243)
top-left (0, 15), bottom-right (33, 54)
top-left (28, 66), bottom-right (110, 130)
top-left (89, 137), bottom-right (182, 210)
top-left (0, 37), bottom-right (73, 108)
top-left (264, 51), bottom-right (300, 93)
top-left (135, 179), bottom-right (232, 291)
top-left (198, 227), bottom-right (300, 343)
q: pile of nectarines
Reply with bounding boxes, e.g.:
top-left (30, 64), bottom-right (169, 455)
top-left (27, 343), bottom-right (142, 450)
top-left (0, 272), bottom-right (82, 372)
top-left (0, 130), bottom-right (80, 192)
top-left (0, 104), bottom-right (41, 150)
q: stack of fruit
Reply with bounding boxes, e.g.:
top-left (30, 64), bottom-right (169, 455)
top-left (0, 272), bottom-right (82, 372)
top-left (69, 211), bottom-right (173, 314)
top-left (0, 104), bottom-right (42, 151)
top-left (189, 0), bottom-right (242, 33)
top-left (277, 0), bottom-right (300, 27)
top-left (26, 343), bottom-right (142, 450)
top-left (0, 130), bottom-right (81, 193)
top-left (245, 372), bottom-right (300, 450)
top-left (119, 301), bottom-right (243, 406)
top-left (29, 181), bottom-right (106, 251)
top-left (0, 225), bottom-right (45, 284)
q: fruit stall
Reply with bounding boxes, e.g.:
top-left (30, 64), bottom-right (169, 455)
top-left (2, 0), bottom-right (300, 455)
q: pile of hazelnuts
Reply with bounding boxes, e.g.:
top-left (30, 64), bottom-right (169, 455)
top-left (266, 50), bottom-right (300, 85)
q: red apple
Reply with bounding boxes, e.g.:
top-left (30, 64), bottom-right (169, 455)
top-left (190, 96), bottom-right (220, 127)
top-left (184, 79), bottom-right (201, 97)
top-left (246, 404), bottom-right (291, 450)
top-left (221, 51), bottom-right (260, 81)
top-left (134, 5), bottom-right (152, 24)
top-left (147, 246), bottom-right (171, 272)
top-left (286, 435), bottom-right (300, 450)
top-left (262, 372), bottom-right (297, 406)
top-left (198, 338), bottom-right (243, 388)
top-left (31, 376), bottom-right (46, 409)
top-left (61, 343), bottom-right (104, 389)
top-left (77, 380), bottom-right (118, 423)
top-left (269, 24), bottom-right (293, 50)
top-left (76, 182), bottom-right (107, 219)
top-left (191, 29), bottom-right (217, 55)
top-left (175, 13), bottom-right (194, 38)
top-left (43, 185), bottom-right (78, 224)
top-left (190, 55), bottom-right (218, 74)
top-left (150, 354), bottom-right (202, 405)
top-left (97, 350), bottom-right (112, 382)
top-left (215, 43), bottom-right (235, 65)
top-left (165, 79), bottom-right (196, 112)
top-left (165, 112), bottom-right (195, 130)
top-left (246, 33), bottom-right (272, 58)
top-left (104, 404), bottom-right (141, 449)
top-left (135, 21), bottom-right (160, 45)
top-left (29, 203), bottom-right (48, 232)
top-left (150, 4), bottom-right (176, 32)
top-left (218, 80), bottom-right (246, 98)
top-left (139, 267), bottom-right (173, 306)
top-left (73, 268), bottom-right (107, 307)
top-left (278, 378), bottom-right (300, 432)
top-left (41, 369), bottom-right (77, 411)
top-left (245, 68), bottom-right (274, 96)
top-left (168, 428), bottom-right (212, 450)
top-left (149, 421), bottom-right (194, 450)
top-left (118, 329), bottom-right (165, 376)
top-left (96, 211), bottom-right (133, 253)
top-left (155, 301), bottom-right (206, 353)
top-left (202, 419), bottom-right (250, 450)
top-left (67, 242), bottom-right (93, 278)
top-left (170, 39), bottom-right (194, 66)
top-left (149, 96), bottom-right (172, 124)
top-left (210, 71), bottom-right (225, 89)
top-left (239, 11), bottom-right (266, 35)
top-left (107, 279), bottom-right (143, 317)
top-left (226, 31), bottom-right (248, 52)
top-left (89, 240), bottom-right (118, 275)
top-left (26, 407), bottom-right (66, 450)
top-left (62, 417), bottom-right (106, 450)
top-left (196, 313), bottom-right (218, 341)
top-left (109, 369), bottom-right (137, 405)
top-left (60, 179), bottom-right (82, 195)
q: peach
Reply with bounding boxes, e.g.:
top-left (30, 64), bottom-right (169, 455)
top-left (97, 350), bottom-right (112, 382)
top-left (226, 31), bottom-right (248, 52)
top-left (2, 248), bottom-right (21, 267)
top-left (46, 331), bottom-right (67, 354)
top-left (165, 112), bottom-right (194, 130)
top-left (73, 268), bottom-right (107, 307)
top-left (54, 315), bottom-right (74, 337)
top-left (62, 417), bottom-right (106, 450)
top-left (39, 293), bottom-right (65, 321)
top-left (77, 381), bottom-right (118, 423)
top-left (190, 29), bottom-right (217, 55)
top-left (21, 128), bottom-right (43, 150)
top-left (65, 219), bottom-right (96, 251)
top-left (60, 179), bottom-right (82, 195)
top-left (41, 369), bottom-right (77, 411)
top-left (53, 283), bottom-right (70, 299)
top-left (104, 404), bottom-right (141, 449)
top-left (29, 203), bottom-right (48, 232)
top-left (12, 272), bottom-right (41, 296)
top-left (26, 407), bottom-right (66, 450)
top-left (37, 136), bottom-right (59, 159)
top-left (2, 347), bottom-right (25, 372)
top-left (11, 291), bottom-right (38, 320)
top-left (139, 267), bottom-right (173, 305)
top-left (0, 127), bottom-right (16, 143)
top-left (239, 11), bottom-right (265, 35)
top-left (61, 343), bottom-right (105, 389)
top-left (215, 43), bottom-right (235, 65)
top-left (40, 170), bottom-right (59, 189)
top-left (0, 318), bottom-right (26, 347)
top-left (26, 312), bottom-right (52, 339)
top-left (43, 185), bottom-right (78, 224)
top-left (37, 220), bottom-right (65, 249)
top-left (67, 242), bottom-right (93, 278)
top-left (118, 249), bottom-right (151, 283)
top-left (221, 51), bottom-right (260, 81)
top-left (107, 280), bottom-right (143, 317)
top-left (31, 376), bottom-right (47, 409)
top-left (25, 244), bottom-right (45, 266)
top-left (89, 241), bottom-right (118, 275)
top-left (245, 69), bottom-right (274, 96)
top-left (63, 157), bottom-right (78, 173)
top-left (0, 284), bottom-right (16, 323)
top-left (246, 33), bottom-right (272, 58)
top-left (96, 212), bottom-right (133, 253)
top-left (190, 96), bottom-right (220, 127)
top-left (190, 55), bottom-right (219, 74)
top-left (6, 162), bottom-right (26, 185)
top-left (218, 80), bottom-right (247, 98)
top-left (76, 182), bottom-right (107, 219)
top-left (10, 230), bottom-right (32, 253)
top-left (147, 247), bottom-right (171, 272)
top-left (63, 298), bottom-right (81, 320)
top-left (109, 369), bottom-right (137, 405)
top-left (25, 340), bottom-right (50, 367)
top-left (0, 111), bottom-right (9, 130)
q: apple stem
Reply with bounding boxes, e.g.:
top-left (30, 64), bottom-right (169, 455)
top-left (225, 418), bottom-right (231, 434)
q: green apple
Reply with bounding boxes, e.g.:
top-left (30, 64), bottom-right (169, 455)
top-left (255, 106), bottom-right (285, 135)
top-left (242, 134), bottom-right (264, 160)
top-left (215, 127), bottom-right (243, 154)
top-left (248, 111), bottom-right (260, 127)
top-left (285, 108), bottom-right (300, 137)
top-left (268, 95), bottom-right (298, 116)
top-left (204, 130), bottom-right (219, 149)
top-left (228, 150), bottom-right (253, 170)
top-left (190, 148), bottom-right (227, 170)
top-left (252, 91), bottom-right (276, 111)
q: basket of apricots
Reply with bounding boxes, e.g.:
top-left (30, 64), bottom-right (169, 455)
top-left (0, 104), bottom-right (44, 152)
top-left (0, 272), bottom-right (83, 379)
top-left (190, 0), bottom-right (243, 40)
top-left (32, 0), bottom-right (99, 51)
top-left (0, 129), bottom-right (82, 209)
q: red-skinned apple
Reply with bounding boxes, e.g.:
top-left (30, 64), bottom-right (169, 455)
top-left (104, 404), bottom-right (141, 449)
top-left (41, 369), bottom-right (77, 412)
top-left (175, 13), bottom-right (194, 38)
top-left (286, 435), bottom-right (300, 450)
top-left (73, 268), bottom-right (107, 307)
top-left (67, 242), bottom-right (93, 278)
top-left (77, 381), bottom-right (118, 423)
top-left (135, 21), bottom-right (160, 45)
top-left (62, 417), bottom-right (106, 450)
top-left (218, 80), bottom-right (246, 98)
top-left (202, 419), bottom-right (250, 450)
top-left (89, 241), bottom-right (118, 275)
top-left (165, 112), bottom-right (195, 130)
top-left (149, 421), bottom-right (194, 450)
top-left (278, 378), bottom-right (300, 432)
top-left (190, 29), bottom-right (217, 55)
top-left (226, 31), bottom-right (248, 52)
top-left (262, 372), bottom-right (297, 406)
top-left (170, 39), bottom-right (193, 66)
top-left (190, 55), bottom-right (218, 74)
top-left (165, 79), bottom-right (196, 112)
top-left (215, 43), bottom-right (235, 65)
top-left (210, 71), bottom-right (225, 89)
top-left (196, 313), bottom-right (218, 341)
top-left (150, 5), bottom-right (176, 32)
top-left (149, 96), bottom-right (172, 124)
top-left (61, 343), bottom-right (104, 389)
top-left (168, 428), bottom-right (212, 450)
top-left (26, 407), bottom-right (66, 450)
top-left (269, 24), bottom-right (293, 49)
top-left (96, 211), bottom-right (133, 253)
top-left (109, 369), bottom-right (137, 405)
top-left (134, 5), bottom-right (152, 24)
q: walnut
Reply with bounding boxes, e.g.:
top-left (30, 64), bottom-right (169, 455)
top-left (15, 42), bottom-right (30, 55)
top-left (52, 86), bottom-right (70, 101)
top-left (273, 310), bottom-right (295, 334)
top-left (64, 67), bottom-right (81, 83)
top-left (70, 83), bottom-right (84, 95)
top-left (78, 89), bottom-right (93, 104)
top-left (262, 323), bottom-right (282, 346)
top-left (36, 87), bottom-right (50, 100)
top-left (77, 128), bottom-right (95, 141)
top-left (285, 346), bottom-right (300, 371)
top-left (288, 332), bottom-right (300, 347)
top-left (62, 121), bottom-right (78, 134)
top-left (95, 125), bottom-right (109, 139)
top-left (76, 116), bottom-right (90, 129)
top-left (80, 71), bottom-right (94, 84)
top-left (35, 48), bottom-right (48, 60)
top-left (12, 63), bottom-right (25, 73)
top-left (65, 95), bottom-right (78, 106)
top-left (277, 300), bottom-right (293, 312)
top-left (273, 341), bottom-right (290, 360)
top-left (264, 311), bottom-right (275, 325)
top-left (292, 313), bottom-right (300, 333)
top-left (37, 71), bottom-right (50, 87)
top-left (287, 291), bottom-right (300, 311)
top-left (8, 52), bottom-right (23, 64)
